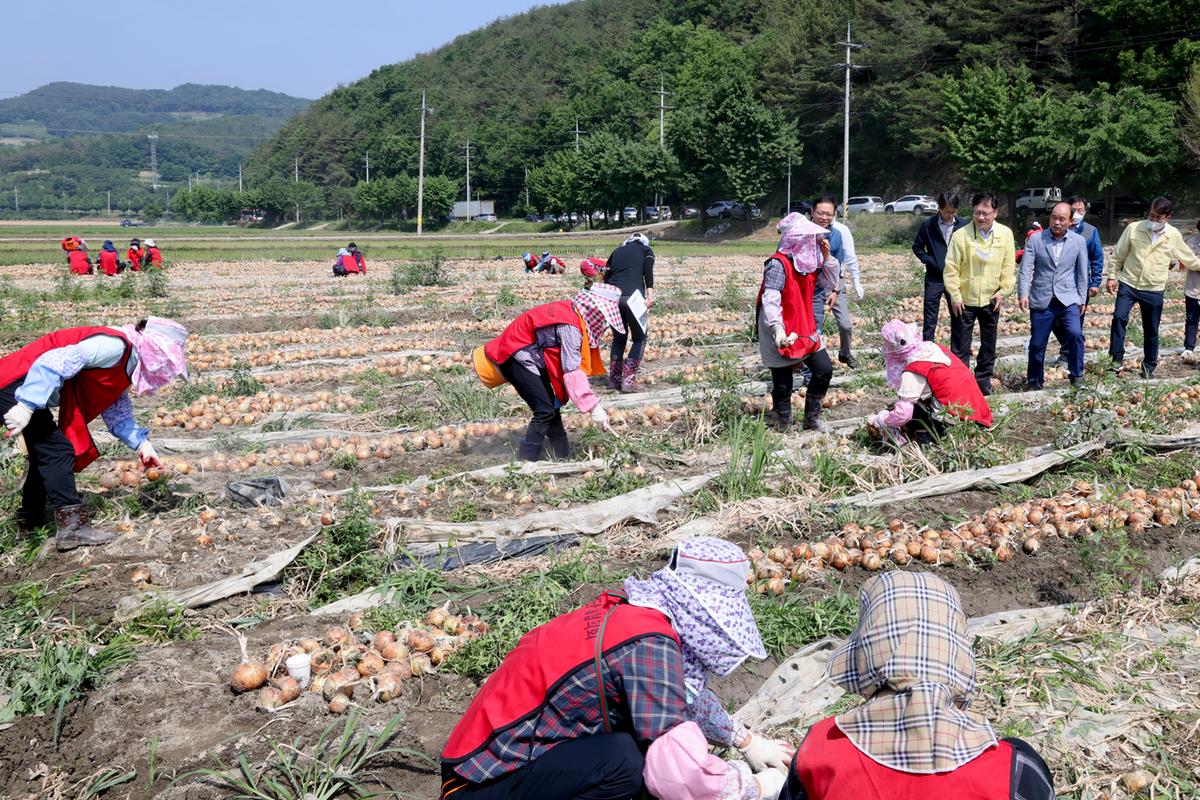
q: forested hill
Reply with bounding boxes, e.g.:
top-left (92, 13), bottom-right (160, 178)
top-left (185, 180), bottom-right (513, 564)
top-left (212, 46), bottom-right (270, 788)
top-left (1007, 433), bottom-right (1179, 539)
top-left (248, 0), bottom-right (1200, 217)
top-left (0, 82), bottom-right (311, 134)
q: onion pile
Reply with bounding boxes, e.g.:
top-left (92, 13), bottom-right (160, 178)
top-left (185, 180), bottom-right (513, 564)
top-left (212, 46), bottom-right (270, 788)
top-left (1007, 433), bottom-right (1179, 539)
top-left (747, 476), bottom-right (1200, 591)
top-left (229, 609), bottom-right (489, 715)
top-left (1060, 386), bottom-right (1200, 423)
top-left (96, 458), bottom-right (192, 489)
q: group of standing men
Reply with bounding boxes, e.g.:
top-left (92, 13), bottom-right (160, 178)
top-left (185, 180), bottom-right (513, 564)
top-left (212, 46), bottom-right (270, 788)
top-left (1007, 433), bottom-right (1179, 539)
top-left (913, 192), bottom-right (1200, 392)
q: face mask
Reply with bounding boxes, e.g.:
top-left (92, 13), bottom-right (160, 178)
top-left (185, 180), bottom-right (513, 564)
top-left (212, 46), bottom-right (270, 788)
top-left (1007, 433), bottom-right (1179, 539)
top-left (1071, 212), bottom-right (1084, 225)
top-left (1148, 220), bottom-right (1166, 233)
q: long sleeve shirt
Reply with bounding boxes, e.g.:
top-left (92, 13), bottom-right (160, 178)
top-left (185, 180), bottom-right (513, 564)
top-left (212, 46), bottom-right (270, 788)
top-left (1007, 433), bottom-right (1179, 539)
top-left (830, 221), bottom-right (860, 289)
top-left (912, 215), bottom-right (968, 280)
top-left (13, 333), bottom-right (148, 450)
top-left (943, 222), bottom-right (1017, 307)
top-left (1185, 233), bottom-right (1200, 300)
top-left (1107, 220), bottom-right (1200, 292)
top-left (761, 255), bottom-right (841, 329)
top-left (1069, 220), bottom-right (1104, 289)
top-left (512, 324), bottom-right (599, 412)
top-left (1018, 230), bottom-right (1089, 309)
top-left (606, 241), bottom-right (655, 295)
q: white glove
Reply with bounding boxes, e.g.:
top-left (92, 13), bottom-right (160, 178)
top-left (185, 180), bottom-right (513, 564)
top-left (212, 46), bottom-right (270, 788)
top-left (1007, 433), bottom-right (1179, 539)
top-left (591, 405), bottom-right (613, 433)
top-left (137, 440), bottom-right (162, 469)
top-left (853, 275), bottom-right (864, 300)
top-left (3, 402), bottom-right (33, 437)
top-left (741, 732), bottom-right (792, 774)
top-left (755, 768), bottom-right (786, 800)
top-left (869, 410), bottom-right (890, 430)
top-left (771, 326), bottom-right (798, 349)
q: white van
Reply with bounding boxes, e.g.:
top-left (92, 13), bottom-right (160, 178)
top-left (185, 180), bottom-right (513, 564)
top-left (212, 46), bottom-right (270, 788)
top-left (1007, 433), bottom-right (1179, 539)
top-left (1015, 188), bottom-right (1062, 211)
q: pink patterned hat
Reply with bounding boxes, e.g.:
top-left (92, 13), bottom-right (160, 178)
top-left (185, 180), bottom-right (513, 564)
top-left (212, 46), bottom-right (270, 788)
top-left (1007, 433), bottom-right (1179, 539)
top-left (121, 317), bottom-right (189, 395)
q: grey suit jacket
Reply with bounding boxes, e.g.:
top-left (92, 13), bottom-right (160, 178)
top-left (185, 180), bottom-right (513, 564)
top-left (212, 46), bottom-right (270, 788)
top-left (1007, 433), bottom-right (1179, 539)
top-left (1018, 229), bottom-right (1089, 309)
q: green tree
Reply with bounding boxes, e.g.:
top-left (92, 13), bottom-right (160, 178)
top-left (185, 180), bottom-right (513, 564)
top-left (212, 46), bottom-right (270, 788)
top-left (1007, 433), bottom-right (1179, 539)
top-left (1181, 63), bottom-right (1200, 169)
top-left (940, 64), bottom-right (1035, 221)
top-left (289, 180), bottom-right (324, 223)
top-left (419, 175), bottom-right (457, 225)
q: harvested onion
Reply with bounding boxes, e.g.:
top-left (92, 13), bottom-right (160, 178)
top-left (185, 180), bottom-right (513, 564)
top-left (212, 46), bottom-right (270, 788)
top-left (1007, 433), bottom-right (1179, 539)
top-left (231, 661), bottom-right (269, 693)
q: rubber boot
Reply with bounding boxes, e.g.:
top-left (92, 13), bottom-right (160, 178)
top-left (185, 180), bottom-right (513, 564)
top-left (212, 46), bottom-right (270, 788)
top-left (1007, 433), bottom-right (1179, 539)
top-left (546, 416), bottom-right (571, 459)
top-left (802, 392), bottom-right (830, 433)
top-left (54, 504), bottom-right (116, 551)
top-left (517, 438), bottom-right (545, 462)
top-left (763, 389), bottom-right (792, 431)
top-left (620, 358), bottom-right (643, 394)
top-left (607, 356), bottom-right (624, 390)
top-left (14, 508), bottom-right (47, 542)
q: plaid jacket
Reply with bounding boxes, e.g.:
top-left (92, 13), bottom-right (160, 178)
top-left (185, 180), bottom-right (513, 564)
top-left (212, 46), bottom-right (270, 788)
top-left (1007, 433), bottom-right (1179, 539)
top-left (451, 635), bottom-right (689, 783)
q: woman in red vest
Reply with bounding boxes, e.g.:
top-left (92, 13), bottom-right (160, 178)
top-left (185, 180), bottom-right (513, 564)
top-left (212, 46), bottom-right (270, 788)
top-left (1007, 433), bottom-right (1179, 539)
top-left (868, 319), bottom-right (992, 445)
top-left (126, 239), bottom-right (143, 271)
top-left (441, 537), bottom-right (791, 800)
top-left (475, 284), bottom-right (622, 460)
top-left (98, 240), bottom-right (122, 276)
top-left (143, 239), bottom-right (164, 267)
top-left (0, 318), bottom-right (188, 550)
top-left (782, 572), bottom-right (1054, 800)
top-left (758, 213), bottom-right (839, 431)
top-left (68, 242), bottom-right (94, 275)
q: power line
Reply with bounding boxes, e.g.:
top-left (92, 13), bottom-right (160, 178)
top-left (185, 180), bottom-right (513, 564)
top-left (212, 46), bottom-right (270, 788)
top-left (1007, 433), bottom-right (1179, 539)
top-left (836, 20), bottom-right (865, 223)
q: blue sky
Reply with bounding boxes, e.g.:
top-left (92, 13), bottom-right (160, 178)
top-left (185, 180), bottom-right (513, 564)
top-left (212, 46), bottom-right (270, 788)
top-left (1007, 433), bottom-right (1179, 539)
top-left (1, 0), bottom-right (566, 100)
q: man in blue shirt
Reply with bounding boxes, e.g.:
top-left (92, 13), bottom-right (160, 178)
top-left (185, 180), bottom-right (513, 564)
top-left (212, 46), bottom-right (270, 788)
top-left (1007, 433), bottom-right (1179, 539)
top-left (1053, 195), bottom-right (1104, 366)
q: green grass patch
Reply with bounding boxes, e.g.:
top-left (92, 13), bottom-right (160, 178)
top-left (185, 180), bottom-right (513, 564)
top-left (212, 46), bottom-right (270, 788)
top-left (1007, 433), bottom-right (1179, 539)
top-left (750, 590), bottom-right (859, 659)
top-left (289, 490), bottom-right (388, 608)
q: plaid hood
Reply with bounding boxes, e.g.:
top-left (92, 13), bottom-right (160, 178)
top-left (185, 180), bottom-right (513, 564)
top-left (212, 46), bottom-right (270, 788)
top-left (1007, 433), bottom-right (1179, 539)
top-left (572, 282), bottom-right (624, 342)
top-left (827, 571), bottom-right (997, 774)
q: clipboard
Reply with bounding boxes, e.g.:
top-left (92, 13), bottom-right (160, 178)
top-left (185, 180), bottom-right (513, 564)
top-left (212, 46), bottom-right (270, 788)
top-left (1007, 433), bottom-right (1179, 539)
top-left (626, 291), bottom-right (650, 335)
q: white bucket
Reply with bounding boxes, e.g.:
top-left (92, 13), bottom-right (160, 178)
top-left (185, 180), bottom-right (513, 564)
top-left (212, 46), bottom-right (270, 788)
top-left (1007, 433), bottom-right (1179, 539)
top-left (285, 653), bottom-right (312, 688)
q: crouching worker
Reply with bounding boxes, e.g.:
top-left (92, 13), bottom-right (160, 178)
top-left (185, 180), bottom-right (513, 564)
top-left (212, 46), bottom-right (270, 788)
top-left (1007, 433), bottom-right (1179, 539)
top-left (441, 537), bottom-right (792, 800)
top-left (0, 318), bottom-right (188, 549)
top-left (579, 256), bottom-right (609, 288)
top-left (782, 571), bottom-right (1055, 800)
top-left (472, 284), bottom-right (620, 461)
top-left (523, 251), bottom-right (566, 274)
top-left (758, 213), bottom-right (838, 432)
top-left (98, 240), bottom-right (124, 276)
top-left (867, 319), bottom-right (991, 446)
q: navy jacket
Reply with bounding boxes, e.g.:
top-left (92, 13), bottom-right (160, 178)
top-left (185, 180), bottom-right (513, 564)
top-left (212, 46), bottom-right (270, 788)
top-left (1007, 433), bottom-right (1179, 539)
top-left (1069, 220), bottom-right (1105, 289)
top-left (913, 214), bottom-right (968, 281)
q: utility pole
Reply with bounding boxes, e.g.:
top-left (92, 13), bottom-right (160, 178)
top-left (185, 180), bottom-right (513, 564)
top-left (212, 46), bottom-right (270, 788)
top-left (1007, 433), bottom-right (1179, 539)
top-left (786, 154), bottom-right (792, 212)
top-left (461, 140), bottom-right (475, 220)
top-left (188, 173), bottom-right (193, 191)
top-left (417, 90), bottom-right (429, 235)
top-left (524, 165), bottom-right (530, 211)
top-left (147, 132), bottom-right (159, 191)
top-left (13, 187), bottom-right (18, 213)
top-left (574, 117), bottom-right (583, 152)
top-left (836, 20), bottom-right (864, 223)
top-left (63, 191), bottom-right (67, 213)
top-left (365, 151), bottom-right (370, 183)
top-left (238, 162), bottom-right (243, 192)
top-left (294, 157), bottom-right (299, 183)
top-left (653, 77), bottom-right (673, 209)
top-left (107, 190), bottom-right (111, 215)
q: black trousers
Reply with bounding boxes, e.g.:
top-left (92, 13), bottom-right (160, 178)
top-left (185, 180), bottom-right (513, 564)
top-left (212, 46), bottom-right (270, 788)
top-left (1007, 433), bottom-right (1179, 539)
top-left (610, 298), bottom-right (647, 363)
top-left (950, 304), bottom-right (999, 395)
top-left (440, 733), bottom-right (644, 800)
top-left (922, 278), bottom-right (950, 342)
top-left (0, 380), bottom-right (81, 523)
top-left (499, 359), bottom-right (568, 458)
top-left (771, 350), bottom-right (833, 415)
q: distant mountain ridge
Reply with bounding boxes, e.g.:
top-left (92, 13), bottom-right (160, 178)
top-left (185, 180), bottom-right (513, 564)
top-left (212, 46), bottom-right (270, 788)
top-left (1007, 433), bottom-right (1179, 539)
top-left (0, 82), bottom-right (311, 135)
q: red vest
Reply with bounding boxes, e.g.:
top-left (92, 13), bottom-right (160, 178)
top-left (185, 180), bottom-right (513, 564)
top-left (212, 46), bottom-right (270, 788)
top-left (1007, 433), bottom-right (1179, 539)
top-left (353, 252), bottom-right (366, 273)
top-left (147, 247), bottom-right (163, 266)
top-left (0, 327), bottom-right (133, 472)
top-left (127, 248), bottom-right (142, 271)
top-left (484, 301), bottom-right (584, 402)
top-left (442, 591), bottom-right (678, 766)
top-left (99, 250), bottom-right (119, 276)
top-left (793, 717), bottom-right (1012, 800)
top-left (339, 253), bottom-right (361, 274)
top-left (904, 345), bottom-right (993, 427)
top-left (756, 251), bottom-right (821, 360)
top-left (68, 250), bottom-right (91, 274)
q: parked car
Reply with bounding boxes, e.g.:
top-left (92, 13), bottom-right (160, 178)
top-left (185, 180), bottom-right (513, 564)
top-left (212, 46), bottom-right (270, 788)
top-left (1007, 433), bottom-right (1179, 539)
top-left (679, 205), bottom-right (700, 219)
top-left (540, 213), bottom-right (557, 222)
top-left (1089, 195), bottom-right (1150, 219)
top-left (705, 201), bottom-right (736, 218)
top-left (622, 206), bottom-right (639, 221)
top-left (885, 195), bottom-right (938, 215)
top-left (119, 219), bottom-right (143, 227)
top-left (643, 206), bottom-right (660, 221)
top-left (524, 213), bottom-right (541, 222)
top-left (1015, 187), bottom-right (1062, 211)
top-left (840, 196), bottom-right (885, 215)
top-left (729, 202), bottom-right (762, 220)
top-left (779, 200), bottom-right (813, 218)
top-left (477, 213), bottom-right (497, 222)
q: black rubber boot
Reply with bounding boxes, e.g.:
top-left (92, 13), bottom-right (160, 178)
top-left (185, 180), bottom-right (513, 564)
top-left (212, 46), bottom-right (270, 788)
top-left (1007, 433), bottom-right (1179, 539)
top-left (54, 504), bottom-right (116, 551)
top-left (517, 438), bottom-right (544, 462)
top-left (802, 392), bottom-right (830, 433)
top-left (838, 331), bottom-right (859, 368)
top-left (546, 416), bottom-right (571, 459)
top-left (764, 389), bottom-right (792, 431)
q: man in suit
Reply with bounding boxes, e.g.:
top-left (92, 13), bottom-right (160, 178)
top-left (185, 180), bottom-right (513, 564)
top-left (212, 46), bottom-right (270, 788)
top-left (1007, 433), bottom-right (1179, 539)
top-left (1053, 195), bottom-right (1104, 366)
top-left (1018, 201), bottom-right (1089, 390)
top-left (912, 192), bottom-right (968, 341)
